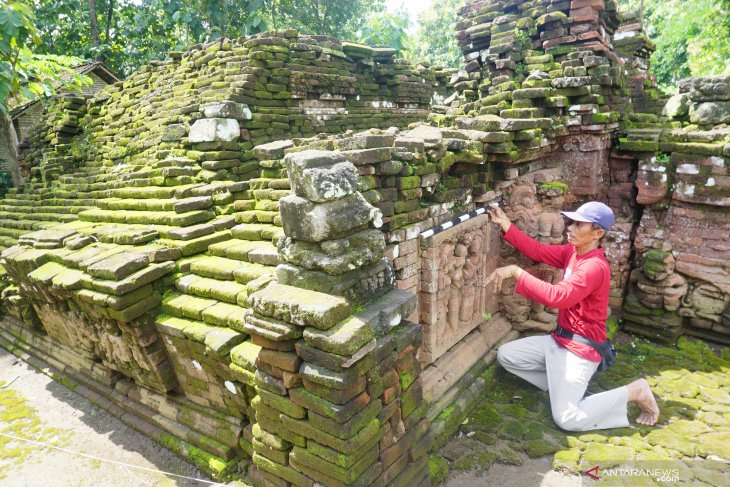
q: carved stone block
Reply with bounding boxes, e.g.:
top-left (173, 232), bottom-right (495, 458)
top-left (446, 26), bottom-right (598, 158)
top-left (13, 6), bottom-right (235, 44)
top-left (418, 214), bottom-right (500, 364)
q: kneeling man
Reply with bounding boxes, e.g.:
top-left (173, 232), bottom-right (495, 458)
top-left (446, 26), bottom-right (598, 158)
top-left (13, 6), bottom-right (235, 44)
top-left (488, 202), bottom-right (659, 431)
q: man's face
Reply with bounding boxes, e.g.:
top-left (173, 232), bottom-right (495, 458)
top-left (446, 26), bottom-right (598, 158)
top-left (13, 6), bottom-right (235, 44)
top-left (566, 220), bottom-right (603, 247)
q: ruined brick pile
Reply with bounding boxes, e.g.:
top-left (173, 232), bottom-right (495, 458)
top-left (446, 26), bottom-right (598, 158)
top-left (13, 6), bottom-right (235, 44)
top-left (616, 75), bottom-right (730, 344)
top-left (0, 29), bottom-right (452, 482)
top-left (446, 0), bottom-right (625, 141)
top-left (612, 8), bottom-right (666, 117)
top-left (0, 31), bottom-right (450, 255)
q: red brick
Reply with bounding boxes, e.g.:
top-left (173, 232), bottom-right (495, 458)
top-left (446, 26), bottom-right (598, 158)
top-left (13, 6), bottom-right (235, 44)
top-left (399, 239), bottom-right (419, 255)
top-left (393, 251), bottom-right (419, 270)
top-left (543, 35), bottom-right (576, 49)
top-left (397, 274), bottom-right (419, 290)
top-left (571, 0), bottom-right (606, 10)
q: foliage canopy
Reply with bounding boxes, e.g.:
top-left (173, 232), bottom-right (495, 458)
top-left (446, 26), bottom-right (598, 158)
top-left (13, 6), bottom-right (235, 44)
top-left (0, 1), bottom-right (89, 114)
top-left (619, 0), bottom-right (730, 90)
top-left (407, 0), bottom-right (465, 69)
top-left (29, 0), bottom-right (407, 76)
top-left (13, 0), bottom-right (730, 91)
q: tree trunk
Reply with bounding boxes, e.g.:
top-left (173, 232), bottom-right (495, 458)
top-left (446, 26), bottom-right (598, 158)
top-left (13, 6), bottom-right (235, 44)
top-left (104, 0), bottom-right (114, 44)
top-left (1, 111), bottom-right (24, 188)
top-left (87, 0), bottom-right (101, 59)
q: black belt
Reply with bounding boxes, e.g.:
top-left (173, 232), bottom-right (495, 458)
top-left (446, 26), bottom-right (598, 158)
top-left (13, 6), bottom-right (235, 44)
top-left (555, 326), bottom-right (616, 372)
top-left (555, 326), bottom-right (601, 348)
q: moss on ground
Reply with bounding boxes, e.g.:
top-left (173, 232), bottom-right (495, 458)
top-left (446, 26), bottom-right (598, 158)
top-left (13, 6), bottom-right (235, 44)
top-left (451, 450), bottom-right (495, 472)
top-left (0, 381), bottom-right (73, 482)
top-left (428, 454), bottom-right (449, 485)
top-left (437, 333), bottom-right (730, 486)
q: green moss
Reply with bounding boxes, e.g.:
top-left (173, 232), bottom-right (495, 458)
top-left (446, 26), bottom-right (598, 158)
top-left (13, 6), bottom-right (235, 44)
top-left (564, 435), bottom-right (586, 449)
top-left (655, 152), bottom-right (672, 163)
top-left (495, 446), bottom-right (523, 465)
top-left (473, 432), bottom-right (497, 446)
top-left (429, 454), bottom-right (449, 485)
top-left (0, 383), bottom-right (73, 476)
top-left (158, 433), bottom-right (237, 480)
top-left (498, 420), bottom-right (526, 439)
top-left (50, 373), bottom-right (78, 391)
top-left (538, 181), bottom-right (569, 195)
top-left (521, 439), bottom-right (562, 458)
top-left (617, 138), bottom-right (658, 152)
top-left (438, 404), bottom-right (456, 421)
top-left (464, 404), bottom-right (502, 433)
top-left (552, 448), bottom-right (581, 472)
top-left (522, 422), bottom-right (544, 440)
top-left (581, 443), bottom-right (634, 468)
top-left (399, 370), bottom-right (415, 390)
top-left (451, 450), bottom-right (496, 471)
top-left (645, 428), bottom-right (697, 456)
top-left (496, 403), bottom-right (528, 419)
top-left (606, 316), bottom-right (619, 340)
top-left (577, 433), bottom-right (608, 444)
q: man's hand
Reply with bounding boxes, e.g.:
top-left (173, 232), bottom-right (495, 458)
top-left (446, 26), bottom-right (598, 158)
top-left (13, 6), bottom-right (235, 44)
top-left (488, 204), bottom-right (511, 233)
top-left (486, 265), bottom-right (523, 291)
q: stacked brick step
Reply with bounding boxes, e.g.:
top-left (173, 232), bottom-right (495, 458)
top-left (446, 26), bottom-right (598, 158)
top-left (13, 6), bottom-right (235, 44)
top-left (0, 97), bottom-right (103, 249)
top-left (1, 30), bottom-right (450, 263)
top-left (0, 188), bottom-right (71, 249)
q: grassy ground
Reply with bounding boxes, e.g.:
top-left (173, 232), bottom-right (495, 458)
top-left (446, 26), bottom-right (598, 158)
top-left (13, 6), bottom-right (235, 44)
top-left (433, 332), bottom-right (730, 486)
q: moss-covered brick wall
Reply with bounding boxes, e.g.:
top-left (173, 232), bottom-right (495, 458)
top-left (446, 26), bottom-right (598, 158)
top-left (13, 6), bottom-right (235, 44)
top-left (616, 75), bottom-right (730, 345)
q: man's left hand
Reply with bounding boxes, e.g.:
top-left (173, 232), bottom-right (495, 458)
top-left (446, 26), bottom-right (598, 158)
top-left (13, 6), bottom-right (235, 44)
top-left (486, 265), bottom-right (523, 291)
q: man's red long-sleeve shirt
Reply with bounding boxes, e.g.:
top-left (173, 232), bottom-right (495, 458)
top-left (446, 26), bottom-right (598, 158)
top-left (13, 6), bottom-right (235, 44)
top-left (502, 225), bottom-right (611, 362)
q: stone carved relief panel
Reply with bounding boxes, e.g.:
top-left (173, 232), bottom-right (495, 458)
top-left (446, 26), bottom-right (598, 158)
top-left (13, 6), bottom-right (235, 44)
top-left (499, 181), bottom-right (565, 331)
top-left (419, 214), bottom-right (500, 364)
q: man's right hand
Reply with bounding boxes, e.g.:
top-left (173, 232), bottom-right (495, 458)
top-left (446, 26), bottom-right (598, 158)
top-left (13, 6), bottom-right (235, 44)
top-left (488, 204), bottom-right (511, 233)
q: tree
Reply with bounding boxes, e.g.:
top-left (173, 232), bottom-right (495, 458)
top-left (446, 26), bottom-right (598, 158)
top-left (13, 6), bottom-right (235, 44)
top-left (357, 7), bottom-right (410, 52)
top-left (0, 1), bottom-right (90, 186)
top-left (407, 0), bottom-right (465, 69)
top-left (30, 0), bottom-right (271, 76)
top-left (29, 0), bottom-right (395, 76)
top-left (618, 0), bottom-right (730, 90)
top-left (271, 0), bottom-right (385, 39)
top-left (87, 0), bottom-right (101, 56)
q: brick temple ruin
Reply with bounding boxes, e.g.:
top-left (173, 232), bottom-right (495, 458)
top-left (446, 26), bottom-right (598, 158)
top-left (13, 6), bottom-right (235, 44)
top-left (0, 0), bottom-right (728, 485)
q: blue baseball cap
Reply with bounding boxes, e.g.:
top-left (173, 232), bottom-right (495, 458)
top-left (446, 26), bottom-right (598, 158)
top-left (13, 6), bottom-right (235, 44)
top-left (560, 202), bottom-right (614, 231)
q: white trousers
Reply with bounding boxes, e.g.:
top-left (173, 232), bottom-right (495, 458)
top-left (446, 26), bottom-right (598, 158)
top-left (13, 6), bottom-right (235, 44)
top-left (497, 335), bottom-right (630, 431)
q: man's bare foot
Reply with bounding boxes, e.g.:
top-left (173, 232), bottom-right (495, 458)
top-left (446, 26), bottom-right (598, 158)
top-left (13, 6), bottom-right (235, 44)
top-left (628, 378), bottom-right (660, 426)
